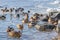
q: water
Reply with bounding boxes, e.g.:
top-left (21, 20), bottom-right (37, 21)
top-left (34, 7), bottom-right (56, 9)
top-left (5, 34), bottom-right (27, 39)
top-left (0, 0), bottom-right (59, 13)
top-left (0, 14), bottom-right (58, 40)
top-left (0, 0), bottom-right (58, 40)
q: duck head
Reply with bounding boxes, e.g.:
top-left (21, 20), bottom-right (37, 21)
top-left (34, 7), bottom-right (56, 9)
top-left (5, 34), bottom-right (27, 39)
top-left (7, 26), bottom-right (14, 32)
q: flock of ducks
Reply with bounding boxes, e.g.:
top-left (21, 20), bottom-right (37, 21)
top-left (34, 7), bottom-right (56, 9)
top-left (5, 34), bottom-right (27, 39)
top-left (0, 7), bottom-right (59, 38)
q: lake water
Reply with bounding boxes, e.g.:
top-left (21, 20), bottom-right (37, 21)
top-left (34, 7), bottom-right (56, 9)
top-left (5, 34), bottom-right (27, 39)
top-left (0, 13), bottom-right (58, 40)
top-left (0, 0), bottom-right (58, 40)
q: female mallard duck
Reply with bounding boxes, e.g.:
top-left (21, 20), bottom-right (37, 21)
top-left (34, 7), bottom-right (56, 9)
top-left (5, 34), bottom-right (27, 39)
top-left (28, 21), bottom-right (37, 28)
top-left (8, 31), bottom-right (21, 38)
top-left (30, 17), bottom-right (37, 22)
top-left (22, 13), bottom-right (29, 23)
top-left (32, 16), bottom-right (37, 20)
top-left (22, 18), bottom-right (28, 23)
top-left (28, 22), bottom-right (33, 28)
top-left (7, 26), bottom-right (22, 38)
top-left (35, 24), bottom-right (45, 31)
top-left (17, 24), bottom-right (23, 30)
top-left (33, 13), bottom-right (40, 20)
top-left (7, 26), bottom-right (14, 32)
top-left (24, 13), bottom-right (29, 20)
top-left (35, 24), bottom-right (56, 31)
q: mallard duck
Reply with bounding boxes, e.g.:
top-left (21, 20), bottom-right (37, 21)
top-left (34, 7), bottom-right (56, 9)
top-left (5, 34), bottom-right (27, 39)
top-left (9, 8), bottom-right (15, 12)
top-left (22, 18), bottom-right (28, 23)
top-left (33, 13), bottom-right (40, 17)
top-left (8, 31), bottom-right (21, 38)
top-left (35, 24), bottom-right (45, 31)
top-left (0, 15), bottom-right (6, 20)
top-left (28, 21), bottom-right (36, 28)
top-left (7, 26), bottom-right (14, 32)
top-left (24, 13), bottom-right (28, 20)
top-left (44, 24), bottom-right (56, 31)
top-left (30, 17), bottom-right (37, 22)
top-left (7, 26), bottom-right (22, 38)
top-left (28, 22), bottom-right (33, 28)
top-left (32, 16), bottom-right (37, 20)
top-left (17, 24), bottom-right (23, 30)
top-left (35, 24), bottom-right (56, 31)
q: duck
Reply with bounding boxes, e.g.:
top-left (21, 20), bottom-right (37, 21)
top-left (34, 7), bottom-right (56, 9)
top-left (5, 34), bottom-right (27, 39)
top-left (48, 17), bottom-right (52, 23)
top-left (33, 13), bottom-right (40, 20)
top-left (48, 17), bottom-right (58, 25)
top-left (7, 26), bottom-right (14, 32)
top-left (33, 13), bottom-right (40, 17)
top-left (30, 17), bottom-right (37, 22)
top-left (35, 24), bottom-right (56, 31)
top-left (41, 15), bottom-right (49, 22)
top-left (28, 21), bottom-right (37, 28)
top-left (35, 24), bottom-right (45, 31)
top-left (7, 26), bottom-right (22, 38)
top-left (24, 13), bottom-right (29, 19)
top-left (17, 24), bottom-right (23, 30)
top-left (22, 18), bottom-right (28, 23)
top-left (0, 15), bottom-right (6, 20)
top-left (32, 16), bottom-right (37, 20)
top-left (8, 31), bottom-right (21, 38)
top-left (22, 13), bottom-right (29, 23)
top-left (44, 24), bottom-right (56, 31)
top-left (16, 14), bottom-right (20, 18)
top-left (9, 8), bottom-right (15, 13)
top-left (28, 22), bottom-right (33, 28)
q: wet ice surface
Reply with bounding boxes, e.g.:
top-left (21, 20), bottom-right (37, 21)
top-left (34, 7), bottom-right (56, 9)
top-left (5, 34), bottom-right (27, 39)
top-left (0, 14), bottom-right (58, 40)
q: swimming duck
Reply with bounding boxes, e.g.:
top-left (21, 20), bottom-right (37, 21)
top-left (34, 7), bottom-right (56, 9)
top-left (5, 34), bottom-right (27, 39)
top-left (30, 17), bottom-right (37, 22)
top-left (17, 24), bottom-right (23, 30)
top-left (8, 31), bottom-right (21, 38)
top-left (7, 26), bottom-right (22, 38)
top-left (0, 15), bottom-right (6, 20)
top-left (28, 21), bottom-right (36, 28)
top-left (7, 26), bottom-right (14, 32)
top-left (35, 24), bottom-right (56, 31)
top-left (22, 18), bottom-right (28, 23)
